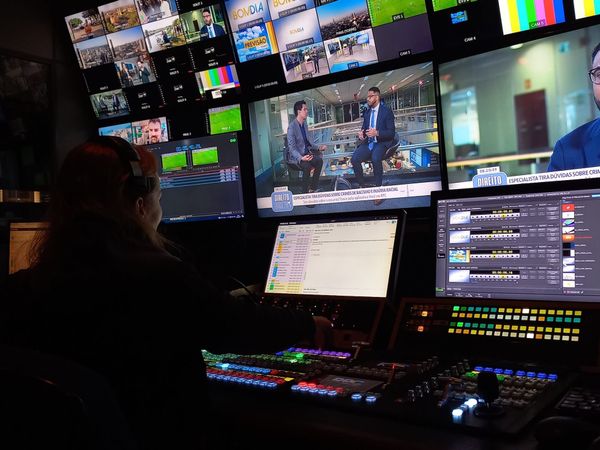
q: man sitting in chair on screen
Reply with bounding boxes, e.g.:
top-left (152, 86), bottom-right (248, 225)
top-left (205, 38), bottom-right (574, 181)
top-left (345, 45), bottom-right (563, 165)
top-left (351, 87), bottom-right (396, 191)
top-left (286, 100), bottom-right (326, 194)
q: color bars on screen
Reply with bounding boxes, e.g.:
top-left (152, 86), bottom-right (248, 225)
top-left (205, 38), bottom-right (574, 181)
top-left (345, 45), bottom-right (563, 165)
top-left (498, 0), bottom-right (565, 35)
top-left (574, 0), bottom-right (600, 19)
top-left (199, 65), bottom-right (239, 90)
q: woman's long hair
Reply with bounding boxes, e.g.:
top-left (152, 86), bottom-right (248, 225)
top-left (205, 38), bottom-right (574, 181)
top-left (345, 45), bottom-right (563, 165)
top-left (31, 137), bottom-right (167, 267)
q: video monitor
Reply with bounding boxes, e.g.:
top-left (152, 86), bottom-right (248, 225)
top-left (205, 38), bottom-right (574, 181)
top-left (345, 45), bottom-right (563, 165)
top-left (74, 35), bottom-right (114, 69)
top-left (195, 64), bottom-right (240, 99)
top-left (132, 116), bottom-right (169, 144)
top-left (135, 0), bottom-right (177, 24)
top-left (98, 122), bottom-right (133, 142)
top-left (150, 46), bottom-right (194, 78)
top-left (234, 0), bottom-right (432, 91)
top-left (90, 88), bottom-right (130, 119)
top-left (65, 8), bottom-right (105, 43)
top-left (574, 0), bottom-right (600, 19)
top-left (497, 0), bottom-right (565, 35)
top-left (106, 26), bottom-right (157, 87)
top-left (232, 20), bottom-right (279, 62)
top-left (142, 15), bottom-right (186, 53)
top-left (161, 73), bottom-right (203, 105)
top-left (264, 216), bottom-right (400, 299)
top-left (249, 63), bottom-right (442, 217)
top-left (125, 82), bottom-right (165, 113)
top-left (440, 24), bottom-right (600, 190)
top-left (181, 4), bottom-right (228, 43)
top-left (83, 64), bottom-right (121, 93)
top-left (168, 108), bottom-right (209, 139)
top-left (434, 180), bottom-right (600, 303)
top-left (147, 133), bottom-right (245, 222)
top-left (188, 37), bottom-right (235, 71)
top-left (432, 0), bottom-right (478, 12)
top-left (98, 0), bottom-right (141, 34)
top-left (209, 104), bottom-right (243, 134)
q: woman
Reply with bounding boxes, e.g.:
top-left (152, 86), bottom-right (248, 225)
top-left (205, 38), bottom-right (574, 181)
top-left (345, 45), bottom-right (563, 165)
top-left (1, 136), bottom-right (331, 449)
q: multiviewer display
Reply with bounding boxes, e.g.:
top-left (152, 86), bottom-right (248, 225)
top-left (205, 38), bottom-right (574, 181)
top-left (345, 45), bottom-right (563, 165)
top-left (434, 182), bottom-right (600, 303)
top-left (224, 0), bottom-right (432, 85)
top-left (147, 133), bottom-right (244, 222)
top-left (441, 23), bottom-right (600, 190)
top-left (265, 216), bottom-right (398, 298)
top-left (249, 63), bottom-right (442, 216)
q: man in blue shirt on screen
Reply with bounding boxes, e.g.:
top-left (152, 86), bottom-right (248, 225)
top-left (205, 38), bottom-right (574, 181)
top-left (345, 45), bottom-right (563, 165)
top-left (286, 100), bottom-right (326, 194)
top-left (548, 43), bottom-right (600, 172)
top-left (351, 87), bottom-right (396, 192)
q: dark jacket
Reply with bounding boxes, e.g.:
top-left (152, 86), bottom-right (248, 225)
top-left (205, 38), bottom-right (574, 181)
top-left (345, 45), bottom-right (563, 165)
top-left (0, 216), bottom-right (315, 450)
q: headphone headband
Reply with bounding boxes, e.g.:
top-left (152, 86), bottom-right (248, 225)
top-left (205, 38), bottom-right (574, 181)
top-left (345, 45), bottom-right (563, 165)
top-left (91, 136), bottom-right (153, 193)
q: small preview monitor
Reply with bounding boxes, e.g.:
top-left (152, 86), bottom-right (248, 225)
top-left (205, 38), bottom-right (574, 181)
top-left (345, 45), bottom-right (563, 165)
top-left (131, 116), bottom-right (169, 144)
top-left (195, 64), bottom-right (240, 99)
top-left (147, 133), bottom-right (244, 222)
top-left (8, 222), bottom-right (48, 274)
top-left (432, 0), bottom-right (478, 12)
top-left (264, 216), bottom-right (401, 299)
top-left (98, 122), bottom-right (133, 142)
top-left (574, 0), bottom-right (600, 19)
top-left (208, 104), bottom-right (243, 134)
top-left (434, 180), bottom-right (600, 303)
top-left (90, 89), bottom-right (130, 119)
top-left (65, 8), bottom-right (105, 43)
top-left (497, 0), bottom-right (565, 35)
top-left (98, 0), bottom-right (141, 34)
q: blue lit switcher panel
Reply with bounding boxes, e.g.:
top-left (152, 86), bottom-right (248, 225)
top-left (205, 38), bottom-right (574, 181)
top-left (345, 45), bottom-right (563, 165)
top-left (404, 304), bottom-right (583, 343)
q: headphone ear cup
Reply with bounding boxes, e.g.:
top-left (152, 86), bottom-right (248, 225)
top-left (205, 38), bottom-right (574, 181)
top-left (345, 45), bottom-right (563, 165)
top-left (589, 436), bottom-right (600, 450)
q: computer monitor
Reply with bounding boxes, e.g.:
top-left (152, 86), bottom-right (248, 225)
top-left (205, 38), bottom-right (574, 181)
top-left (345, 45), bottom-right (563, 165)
top-left (147, 133), bottom-right (245, 222)
top-left (249, 62), bottom-right (442, 217)
top-left (440, 22), bottom-right (600, 190)
top-left (8, 222), bottom-right (48, 274)
top-left (264, 215), bottom-right (404, 300)
top-left (433, 180), bottom-right (600, 303)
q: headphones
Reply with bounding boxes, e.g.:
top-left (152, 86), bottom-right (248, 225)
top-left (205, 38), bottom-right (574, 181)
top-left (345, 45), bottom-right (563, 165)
top-left (91, 135), bottom-right (154, 193)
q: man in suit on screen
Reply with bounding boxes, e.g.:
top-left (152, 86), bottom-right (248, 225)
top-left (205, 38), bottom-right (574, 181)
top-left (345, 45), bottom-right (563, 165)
top-left (548, 43), bottom-right (600, 172)
top-left (200, 9), bottom-right (226, 40)
top-left (351, 87), bottom-right (396, 194)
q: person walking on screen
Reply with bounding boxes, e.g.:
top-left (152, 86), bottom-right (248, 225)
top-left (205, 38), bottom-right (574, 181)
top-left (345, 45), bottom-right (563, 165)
top-left (548, 42), bottom-right (600, 172)
top-left (0, 136), bottom-right (333, 450)
top-left (351, 87), bottom-right (395, 204)
top-left (286, 100), bottom-right (326, 194)
top-left (137, 60), bottom-right (152, 84)
top-left (200, 8), bottom-right (225, 40)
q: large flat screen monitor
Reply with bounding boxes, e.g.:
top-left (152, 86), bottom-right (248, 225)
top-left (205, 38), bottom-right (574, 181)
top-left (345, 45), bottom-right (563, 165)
top-left (440, 23), bottom-right (600, 190)
top-left (434, 180), bottom-right (600, 303)
top-left (249, 63), bottom-right (442, 217)
top-left (147, 133), bottom-right (244, 222)
top-left (264, 215), bottom-right (402, 299)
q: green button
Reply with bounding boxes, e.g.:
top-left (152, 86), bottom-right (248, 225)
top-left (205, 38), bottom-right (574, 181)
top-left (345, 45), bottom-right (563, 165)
top-left (461, 307), bottom-right (467, 312)
top-left (483, 307), bottom-right (490, 312)
top-left (450, 322), bottom-right (456, 327)
top-left (491, 308), bottom-right (498, 312)
top-left (488, 324), bottom-right (494, 329)
top-left (457, 322), bottom-right (464, 328)
top-left (453, 306), bottom-right (460, 311)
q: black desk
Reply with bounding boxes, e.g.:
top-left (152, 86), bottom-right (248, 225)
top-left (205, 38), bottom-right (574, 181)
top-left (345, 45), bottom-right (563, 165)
top-left (208, 386), bottom-right (540, 450)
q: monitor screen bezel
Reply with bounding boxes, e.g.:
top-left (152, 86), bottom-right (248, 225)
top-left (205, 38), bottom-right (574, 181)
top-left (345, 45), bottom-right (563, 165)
top-left (431, 178), bottom-right (600, 305)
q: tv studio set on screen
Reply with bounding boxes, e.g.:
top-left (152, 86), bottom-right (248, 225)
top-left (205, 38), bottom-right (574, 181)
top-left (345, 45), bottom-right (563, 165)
top-left (3, 1), bottom-right (600, 449)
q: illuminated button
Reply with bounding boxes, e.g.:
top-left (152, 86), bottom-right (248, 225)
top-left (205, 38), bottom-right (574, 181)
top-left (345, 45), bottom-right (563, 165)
top-left (566, 310), bottom-right (573, 316)
top-left (494, 368), bottom-right (503, 374)
top-left (549, 374), bottom-right (558, 381)
top-left (291, 385), bottom-right (301, 391)
top-left (452, 408), bottom-right (464, 419)
top-left (575, 311), bottom-right (582, 316)
top-left (465, 398), bottom-right (478, 408)
top-left (453, 306), bottom-right (460, 311)
top-left (574, 318), bottom-right (581, 324)
top-left (557, 310), bottom-right (564, 316)
top-left (537, 373), bottom-right (547, 379)
top-left (365, 395), bottom-right (378, 403)
top-left (516, 371), bottom-right (526, 377)
top-left (503, 369), bottom-right (514, 376)
top-left (526, 372), bottom-right (536, 378)
top-left (351, 393), bottom-right (363, 401)
top-left (327, 390), bottom-right (338, 397)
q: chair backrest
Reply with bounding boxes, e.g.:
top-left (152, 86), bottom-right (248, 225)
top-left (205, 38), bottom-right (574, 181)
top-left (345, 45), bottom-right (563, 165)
top-left (0, 345), bottom-right (137, 450)
top-left (384, 132), bottom-right (402, 159)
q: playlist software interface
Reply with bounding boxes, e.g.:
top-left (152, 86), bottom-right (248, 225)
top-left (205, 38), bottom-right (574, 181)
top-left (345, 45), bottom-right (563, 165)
top-left (265, 217), bottom-right (398, 298)
top-left (436, 189), bottom-right (600, 302)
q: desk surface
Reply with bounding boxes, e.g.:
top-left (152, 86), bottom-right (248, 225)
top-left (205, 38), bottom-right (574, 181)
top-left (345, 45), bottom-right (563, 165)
top-left (209, 386), bottom-right (540, 450)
